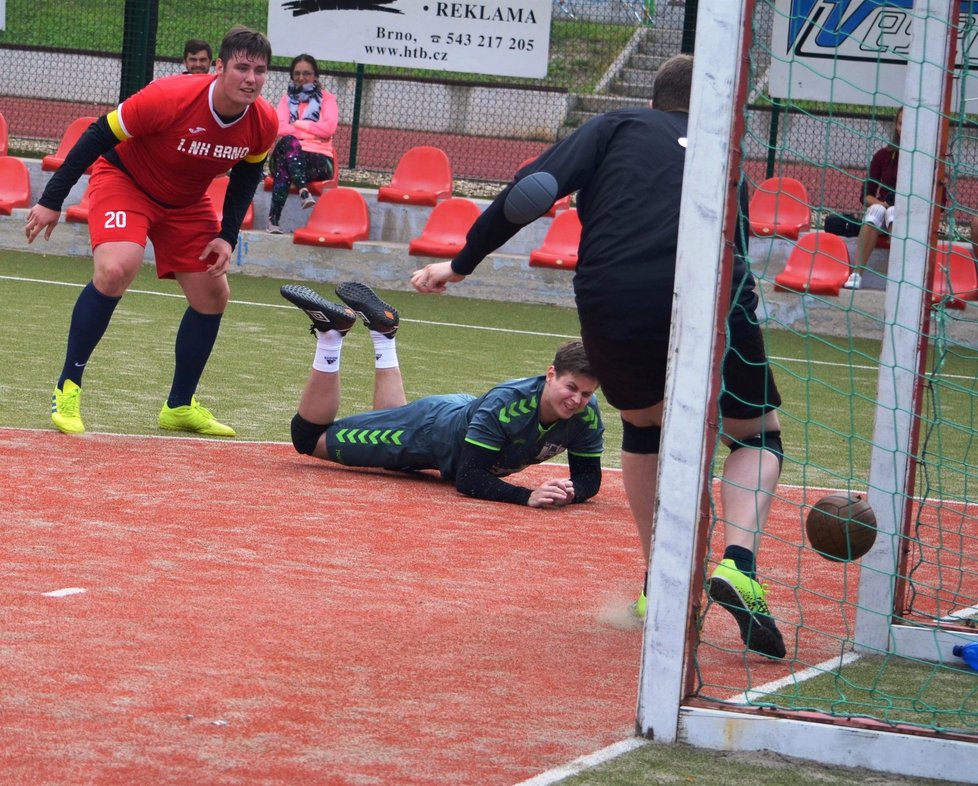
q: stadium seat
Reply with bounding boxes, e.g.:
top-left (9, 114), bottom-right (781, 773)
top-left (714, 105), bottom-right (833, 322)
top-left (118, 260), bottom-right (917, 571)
top-left (0, 156), bottom-right (31, 215)
top-left (0, 111), bottom-right (8, 157)
top-left (65, 183), bottom-right (91, 223)
top-left (517, 157), bottom-right (571, 217)
top-left (293, 187), bottom-right (370, 249)
top-left (378, 146), bottom-right (453, 206)
top-left (41, 116), bottom-right (98, 173)
top-left (529, 209), bottom-right (582, 270)
top-left (749, 176), bottom-right (811, 239)
top-left (929, 241), bottom-right (978, 310)
top-left (773, 231), bottom-right (850, 295)
top-left (262, 159), bottom-right (340, 196)
top-left (408, 197), bottom-right (481, 258)
top-left (206, 175), bottom-right (254, 230)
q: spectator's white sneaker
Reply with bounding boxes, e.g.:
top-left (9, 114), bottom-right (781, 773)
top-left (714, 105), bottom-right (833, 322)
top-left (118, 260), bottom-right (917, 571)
top-left (299, 188), bottom-right (317, 209)
top-left (843, 271), bottom-right (862, 290)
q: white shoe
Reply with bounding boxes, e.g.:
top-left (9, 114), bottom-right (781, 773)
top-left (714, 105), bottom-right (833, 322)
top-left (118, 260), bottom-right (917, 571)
top-left (266, 222), bottom-right (283, 235)
top-left (299, 188), bottom-right (316, 209)
top-left (842, 271), bottom-right (862, 290)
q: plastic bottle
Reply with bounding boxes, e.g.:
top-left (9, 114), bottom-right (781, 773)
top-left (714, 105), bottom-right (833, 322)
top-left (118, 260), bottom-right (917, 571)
top-left (952, 643), bottom-right (978, 671)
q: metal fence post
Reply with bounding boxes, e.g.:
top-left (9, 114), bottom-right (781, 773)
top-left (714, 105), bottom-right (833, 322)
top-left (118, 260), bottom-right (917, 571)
top-left (348, 64), bottom-right (365, 170)
top-left (119, 0), bottom-right (159, 102)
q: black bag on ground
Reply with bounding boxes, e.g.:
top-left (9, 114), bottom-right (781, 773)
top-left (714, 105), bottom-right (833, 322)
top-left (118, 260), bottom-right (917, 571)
top-left (823, 212), bottom-right (862, 237)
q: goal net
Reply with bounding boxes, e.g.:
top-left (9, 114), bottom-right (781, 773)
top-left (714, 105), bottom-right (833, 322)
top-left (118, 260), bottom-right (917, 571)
top-left (638, 1), bottom-right (978, 780)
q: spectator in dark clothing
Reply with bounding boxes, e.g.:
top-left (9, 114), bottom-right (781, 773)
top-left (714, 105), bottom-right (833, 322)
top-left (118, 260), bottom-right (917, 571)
top-left (845, 108), bottom-right (902, 290)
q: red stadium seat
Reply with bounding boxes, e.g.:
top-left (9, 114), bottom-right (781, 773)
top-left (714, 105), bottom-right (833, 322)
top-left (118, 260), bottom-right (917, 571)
top-left (517, 157), bottom-right (571, 217)
top-left (262, 159), bottom-right (340, 196)
top-left (408, 197), bottom-right (481, 258)
top-left (749, 176), bottom-right (811, 239)
top-left (0, 111), bottom-right (9, 157)
top-left (293, 187), bottom-right (370, 249)
top-left (42, 116), bottom-right (98, 173)
top-left (528, 209), bottom-right (581, 270)
top-left (0, 156), bottom-right (31, 215)
top-left (930, 241), bottom-right (978, 310)
top-left (206, 175), bottom-right (254, 230)
top-left (378, 146), bottom-right (453, 206)
top-left (65, 183), bottom-right (92, 223)
top-left (773, 231), bottom-right (850, 295)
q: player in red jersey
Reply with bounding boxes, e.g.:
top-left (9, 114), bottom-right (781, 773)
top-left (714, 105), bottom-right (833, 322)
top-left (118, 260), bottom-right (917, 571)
top-left (25, 25), bottom-right (278, 437)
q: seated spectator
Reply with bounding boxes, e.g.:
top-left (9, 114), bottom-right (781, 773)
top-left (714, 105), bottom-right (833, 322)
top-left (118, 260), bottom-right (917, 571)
top-left (182, 39), bottom-right (213, 74)
top-left (845, 108), bottom-right (902, 290)
top-left (266, 54), bottom-right (338, 234)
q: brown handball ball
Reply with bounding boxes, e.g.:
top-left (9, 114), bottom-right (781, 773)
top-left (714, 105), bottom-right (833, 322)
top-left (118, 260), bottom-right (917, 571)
top-left (806, 492), bottom-right (878, 562)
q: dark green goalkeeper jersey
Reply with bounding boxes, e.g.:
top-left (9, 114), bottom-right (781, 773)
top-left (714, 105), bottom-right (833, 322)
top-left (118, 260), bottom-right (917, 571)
top-left (324, 374), bottom-right (604, 481)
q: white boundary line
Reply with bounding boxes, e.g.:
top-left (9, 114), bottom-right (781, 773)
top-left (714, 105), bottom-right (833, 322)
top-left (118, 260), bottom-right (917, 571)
top-left (5, 272), bottom-right (978, 380)
top-left (0, 273), bottom-right (579, 339)
top-left (511, 737), bottom-right (649, 786)
top-left (512, 651), bottom-right (864, 785)
top-left (726, 652), bottom-right (861, 704)
top-left (939, 603), bottom-right (978, 623)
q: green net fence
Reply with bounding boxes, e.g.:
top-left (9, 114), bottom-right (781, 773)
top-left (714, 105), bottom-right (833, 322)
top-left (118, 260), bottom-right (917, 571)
top-left (692, 0), bottom-right (978, 743)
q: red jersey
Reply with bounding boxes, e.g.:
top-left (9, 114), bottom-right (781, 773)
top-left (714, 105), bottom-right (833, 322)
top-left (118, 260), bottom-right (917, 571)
top-left (106, 74), bottom-right (277, 207)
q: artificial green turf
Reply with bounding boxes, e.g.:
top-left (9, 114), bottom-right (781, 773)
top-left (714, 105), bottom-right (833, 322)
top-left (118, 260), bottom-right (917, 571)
top-left (0, 250), bottom-right (591, 446)
top-left (758, 655), bottom-right (978, 736)
top-left (556, 739), bottom-right (951, 785)
top-left (0, 246), bottom-right (869, 484)
top-left (0, 248), bottom-right (912, 482)
top-left (8, 248), bottom-right (978, 495)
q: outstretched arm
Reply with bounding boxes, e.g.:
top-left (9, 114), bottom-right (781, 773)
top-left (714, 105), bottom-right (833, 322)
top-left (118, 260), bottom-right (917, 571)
top-left (454, 442), bottom-right (577, 508)
top-left (411, 181), bottom-right (524, 293)
top-left (567, 452), bottom-right (601, 503)
top-left (412, 114), bottom-right (611, 294)
top-left (26, 116), bottom-right (119, 243)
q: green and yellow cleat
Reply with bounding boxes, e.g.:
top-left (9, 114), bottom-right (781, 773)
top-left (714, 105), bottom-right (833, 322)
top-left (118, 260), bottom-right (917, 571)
top-left (708, 558), bottom-right (785, 659)
top-left (51, 380), bottom-right (85, 434)
top-left (159, 397), bottom-right (236, 437)
top-left (630, 591), bottom-right (647, 620)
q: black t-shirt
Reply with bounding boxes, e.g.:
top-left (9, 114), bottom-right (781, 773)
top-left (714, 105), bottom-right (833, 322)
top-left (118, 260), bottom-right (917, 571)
top-left (452, 107), bottom-right (758, 339)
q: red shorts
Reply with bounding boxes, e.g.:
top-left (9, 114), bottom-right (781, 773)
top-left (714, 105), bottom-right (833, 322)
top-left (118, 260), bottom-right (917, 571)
top-left (86, 160), bottom-right (221, 279)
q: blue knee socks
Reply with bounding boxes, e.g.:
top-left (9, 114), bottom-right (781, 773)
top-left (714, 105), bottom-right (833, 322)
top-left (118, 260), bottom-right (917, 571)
top-left (58, 281), bottom-right (121, 389)
top-left (167, 307), bottom-right (223, 408)
top-left (723, 544), bottom-right (756, 578)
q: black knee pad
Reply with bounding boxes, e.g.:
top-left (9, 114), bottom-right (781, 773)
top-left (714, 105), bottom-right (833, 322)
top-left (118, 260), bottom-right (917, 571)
top-left (729, 430), bottom-right (784, 470)
top-left (291, 413), bottom-right (329, 456)
top-left (621, 420), bottom-right (661, 454)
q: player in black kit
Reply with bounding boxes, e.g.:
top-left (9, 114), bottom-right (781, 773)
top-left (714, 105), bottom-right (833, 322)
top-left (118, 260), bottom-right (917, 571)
top-left (411, 54), bottom-right (786, 659)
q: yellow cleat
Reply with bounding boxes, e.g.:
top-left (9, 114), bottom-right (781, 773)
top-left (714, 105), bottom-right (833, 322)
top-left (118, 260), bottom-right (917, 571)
top-left (158, 397), bottom-right (236, 437)
top-left (709, 559), bottom-right (785, 659)
top-left (51, 380), bottom-right (85, 434)
top-left (630, 591), bottom-right (647, 620)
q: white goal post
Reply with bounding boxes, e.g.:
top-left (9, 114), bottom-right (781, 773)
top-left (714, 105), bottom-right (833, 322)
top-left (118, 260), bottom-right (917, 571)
top-left (636, 1), bottom-right (978, 781)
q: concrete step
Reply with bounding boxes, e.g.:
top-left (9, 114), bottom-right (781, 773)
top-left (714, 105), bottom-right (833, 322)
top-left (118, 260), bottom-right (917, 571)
top-left (642, 25), bottom-right (683, 47)
top-left (572, 94), bottom-right (649, 113)
top-left (628, 53), bottom-right (670, 71)
top-left (559, 94), bottom-right (650, 136)
top-left (618, 68), bottom-right (656, 88)
top-left (609, 81), bottom-right (656, 99)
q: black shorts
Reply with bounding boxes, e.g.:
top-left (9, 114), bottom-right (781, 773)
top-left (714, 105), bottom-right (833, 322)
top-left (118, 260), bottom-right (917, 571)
top-left (580, 319), bottom-right (781, 419)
